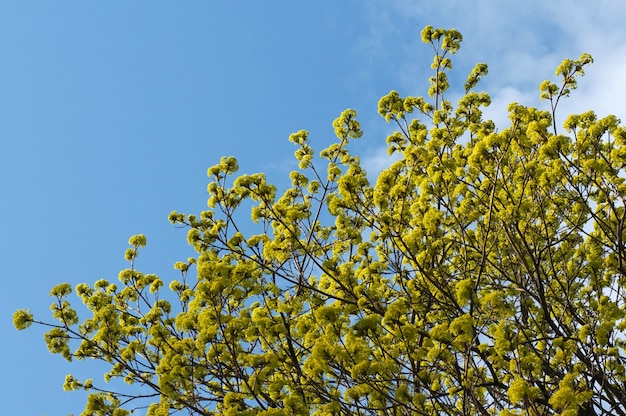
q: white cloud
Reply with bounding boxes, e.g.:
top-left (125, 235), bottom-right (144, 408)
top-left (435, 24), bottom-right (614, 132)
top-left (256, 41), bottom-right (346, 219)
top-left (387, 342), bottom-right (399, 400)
top-left (361, 144), bottom-right (402, 181)
top-left (483, 86), bottom-right (536, 129)
top-left (359, 0), bottom-right (626, 138)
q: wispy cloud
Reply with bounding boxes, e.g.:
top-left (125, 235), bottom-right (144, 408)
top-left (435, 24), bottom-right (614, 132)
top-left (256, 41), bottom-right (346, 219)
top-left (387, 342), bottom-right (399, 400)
top-left (360, 144), bottom-right (403, 182)
top-left (358, 1), bottom-right (626, 132)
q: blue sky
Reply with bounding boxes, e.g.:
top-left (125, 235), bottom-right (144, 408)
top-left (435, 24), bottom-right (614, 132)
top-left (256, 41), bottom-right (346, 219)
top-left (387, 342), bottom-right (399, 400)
top-left (3, 2), bottom-right (626, 415)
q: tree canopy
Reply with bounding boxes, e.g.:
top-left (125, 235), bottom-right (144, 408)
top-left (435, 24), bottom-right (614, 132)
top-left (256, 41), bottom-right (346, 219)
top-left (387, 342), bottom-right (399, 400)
top-left (14, 26), bottom-right (626, 416)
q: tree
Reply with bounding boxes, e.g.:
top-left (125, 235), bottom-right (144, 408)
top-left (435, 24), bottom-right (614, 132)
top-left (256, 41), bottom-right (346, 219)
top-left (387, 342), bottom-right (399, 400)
top-left (14, 25), bottom-right (626, 416)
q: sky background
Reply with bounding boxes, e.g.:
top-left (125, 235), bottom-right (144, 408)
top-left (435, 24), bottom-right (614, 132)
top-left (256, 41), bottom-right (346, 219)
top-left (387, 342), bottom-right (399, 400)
top-left (2, 2), bottom-right (626, 415)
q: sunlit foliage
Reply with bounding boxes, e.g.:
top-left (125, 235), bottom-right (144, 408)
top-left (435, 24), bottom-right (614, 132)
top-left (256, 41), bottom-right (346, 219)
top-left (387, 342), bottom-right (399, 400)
top-left (15, 26), bottom-right (626, 416)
